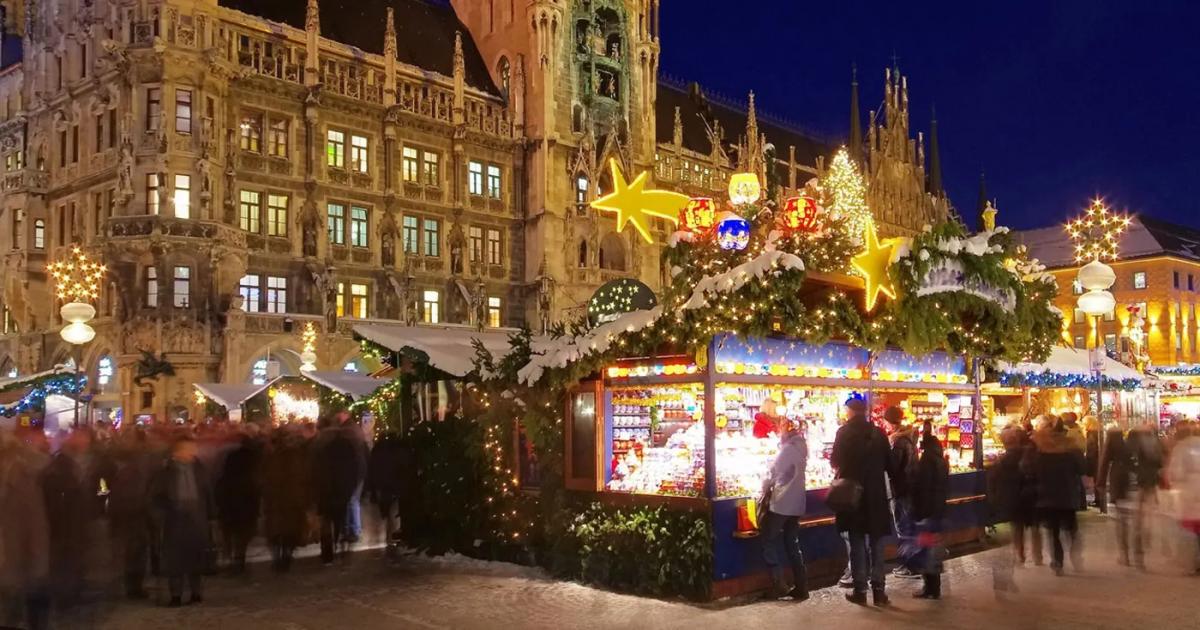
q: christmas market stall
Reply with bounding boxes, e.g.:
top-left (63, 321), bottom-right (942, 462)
top-left (506, 154), bottom-right (1062, 598)
top-left (0, 367), bottom-right (87, 433)
top-left (193, 378), bottom-right (281, 423)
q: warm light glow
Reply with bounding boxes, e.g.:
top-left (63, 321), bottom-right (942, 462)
top-left (1065, 198), bottom-right (1132, 263)
top-left (591, 159), bottom-right (688, 244)
top-left (60, 321), bottom-right (96, 345)
top-left (851, 219), bottom-right (903, 311)
top-left (300, 321), bottom-right (318, 371)
top-left (727, 172), bottom-right (762, 206)
top-left (822, 148), bottom-right (871, 240)
top-left (47, 246), bottom-right (107, 302)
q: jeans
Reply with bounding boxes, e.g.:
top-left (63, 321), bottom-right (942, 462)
top-left (345, 483), bottom-right (364, 540)
top-left (893, 497), bottom-right (919, 571)
top-left (761, 511), bottom-right (806, 592)
top-left (847, 531), bottom-right (886, 593)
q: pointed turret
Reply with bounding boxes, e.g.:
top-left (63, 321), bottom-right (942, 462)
top-left (304, 0), bottom-right (320, 86)
top-left (975, 171), bottom-right (989, 230)
top-left (928, 105), bottom-right (943, 197)
top-left (672, 106), bottom-right (682, 147)
top-left (452, 31), bottom-right (465, 125)
top-left (382, 7), bottom-right (397, 106)
top-left (849, 64), bottom-right (863, 164)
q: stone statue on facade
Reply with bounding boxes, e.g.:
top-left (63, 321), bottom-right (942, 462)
top-left (116, 136), bottom-right (134, 206)
top-left (470, 277), bottom-right (487, 331)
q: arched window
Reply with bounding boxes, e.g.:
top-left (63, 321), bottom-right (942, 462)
top-left (97, 355), bottom-right (114, 391)
top-left (497, 56), bottom-right (511, 100)
top-left (599, 233), bottom-right (625, 271)
top-left (575, 173), bottom-right (589, 204)
top-left (0, 357), bottom-right (16, 379)
top-left (251, 358), bottom-right (268, 385)
top-left (577, 240), bottom-right (589, 268)
top-left (33, 219), bottom-right (45, 249)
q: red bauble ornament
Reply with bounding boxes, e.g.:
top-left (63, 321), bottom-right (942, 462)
top-left (779, 196), bottom-right (820, 232)
top-left (680, 197), bottom-right (717, 235)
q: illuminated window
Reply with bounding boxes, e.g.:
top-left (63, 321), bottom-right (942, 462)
top-left (350, 206), bottom-right (369, 248)
top-left (402, 216), bottom-right (419, 254)
top-left (1133, 271), bottom-right (1147, 290)
top-left (239, 112), bottom-right (262, 152)
top-left (468, 161), bottom-right (483, 195)
top-left (238, 274), bottom-right (261, 312)
top-left (268, 118), bottom-right (288, 157)
top-left (350, 134), bottom-right (369, 173)
top-left (486, 165), bottom-right (502, 199)
top-left (33, 220), bottom-right (45, 249)
top-left (488, 296), bottom-right (502, 328)
top-left (175, 88), bottom-right (192, 134)
top-left (267, 194), bottom-right (288, 237)
top-left (576, 175), bottom-right (589, 204)
top-left (350, 283), bottom-right (368, 318)
top-left (402, 146), bottom-right (419, 182)
top-left (424, 151), bottom-right (439, 186)
top-left (251, 359), bottom-right (268, 385)
top-left (172, 266), bottom-right (190, 308)
top-left (1103, 308), bottom-right (1115, 322)
top-left (1073, 309), bottom-right (1085, 324)
top-left (1104, 333), bottom-right (1117, 353)
top-left (423, 218), bottom-right (440, 257)
top-left (147, 173), bottom-right (160, 215)
top-left (469, 226), bottom-right (483, 263)
top-left (327, 203), bottom-right (346, 245)
top-left (173, 174), bottom-right (190, 219)
top-left (239, 190), bottom-right (261, 232)
top-left (145, 267), bottom-right (158, 307)
top-left (326, 129), bottom-right (345, 168)
top-left (146, 87), bottom-right (161, 131)
top-left (266, 276), bottom-right (287, 313)
top-left (422, 289), bottom-right (440, 323)
top-left (1072, 279), bottom-right (1083, 295)
top-left (486, 228), bottom-right (502, 266)
top-left (97, 356), bottom-right (114, 388)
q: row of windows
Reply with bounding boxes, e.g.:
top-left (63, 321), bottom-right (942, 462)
top-left (147, 87), bottom-right (215, 135)
top-left (144, 267), bottom-right (193, 309)
top-left (12, 189), bottom-right (116, 251)
top-left (1075, 270), bottom-right (1200, 293)
top-left (238, 275), bottom-right (289, 314)
top-left (146, 173), bottom-right (193, 218)
top-left (240, 191), bottom-right (289, 236)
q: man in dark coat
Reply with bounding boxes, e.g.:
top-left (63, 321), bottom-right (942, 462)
top-left (366, 432), bottom-right (412, 558)
top-left (1126, 424), bottom-right (1164, 569)
top-left (1097, 427), bottom-right (1135, 564)
top-left (151, 437), bottom-right (215, 607)
top-left (1032, 418), bottom-right (1086, 575)
top-left (107, 429), bottom-right (158, 599)
top-left (314, 419), bottom-right (363, 564)
top-left (40, 429), bottom-right (101, 605)
top-left (216, 432), bottom-right (263, 574)
top-left (830, 398), bottom-right (894, 606)
top-left (989, 425), bottom-right (1041, 566)
top-left (262, 428), bottom-right (312, 572)
top-left (884, 406), bottom-right (920, 579)
top-left (910, 421), bottom-right (949, 599)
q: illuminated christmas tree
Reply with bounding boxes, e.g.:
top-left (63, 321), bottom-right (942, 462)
top-left (821, 147), bottom-right (871, 242)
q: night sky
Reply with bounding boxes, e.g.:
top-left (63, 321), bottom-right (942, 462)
top-left (659, 0), bottom-right (1200, 230)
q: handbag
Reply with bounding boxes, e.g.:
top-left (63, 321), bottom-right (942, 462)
top-left (826, 477), bottom-right (863, 513)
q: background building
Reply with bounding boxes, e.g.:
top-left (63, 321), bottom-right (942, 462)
top-left (1018, 215), bottom-right (1200, 368)
top-left (0, 0), bottom-right (949, 421)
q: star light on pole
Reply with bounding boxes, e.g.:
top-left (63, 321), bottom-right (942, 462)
top-left (48, 246), bottom-right (107, 426)
top-left (1066, 198), bottom-right (1132, 263)
top-left (851, 219), bottom-right (903, 312)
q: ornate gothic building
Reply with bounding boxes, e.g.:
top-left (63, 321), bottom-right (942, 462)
top-left (0, 0), bottom-right (946, 422)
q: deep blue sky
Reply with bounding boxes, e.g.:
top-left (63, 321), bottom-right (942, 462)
top-left (659, 0), bottom-right (1200, 230)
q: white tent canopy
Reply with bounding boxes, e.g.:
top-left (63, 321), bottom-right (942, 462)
top-left (352, 323), bottom-right (517, 377)
top-left (301, 370), bottom-right (384, 400)
top-left (194, 379), bottom-right (279, 410)
top-left (997, 346), bottom-right (1144, 382)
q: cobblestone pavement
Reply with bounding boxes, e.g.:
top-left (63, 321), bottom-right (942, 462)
top-left (56, 512), bottom-right (1200, 630)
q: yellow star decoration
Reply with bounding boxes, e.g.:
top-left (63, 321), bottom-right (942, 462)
top-left (851, 219), bottom-right (904, 311)
top-left (591, 159), bottom-right (689, 244)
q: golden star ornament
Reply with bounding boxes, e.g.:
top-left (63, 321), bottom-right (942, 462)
top-left (591, 159), bottom-right (689, 244)
top-left (851, 219), bottom-right (903, 311)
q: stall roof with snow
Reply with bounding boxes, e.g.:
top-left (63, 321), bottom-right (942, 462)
top-left (353, 323), bottom-right (521, 378)
top-left (301, 370), bottom-right (385, 401)
top-left (995, 346), bottom-right (1144, 383)
top-left (194, 379), bottom-right (279, 410)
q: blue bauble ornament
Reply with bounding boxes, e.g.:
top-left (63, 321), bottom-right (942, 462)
top-left (716, 212), bottom-right (750, 251)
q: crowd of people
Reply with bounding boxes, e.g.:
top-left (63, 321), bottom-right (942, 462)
top-left (0, 412), bottom-right (409, 630)
top-left (758, 400), bottom-right (1200, 606)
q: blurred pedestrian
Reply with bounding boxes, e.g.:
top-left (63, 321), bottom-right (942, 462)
top-left (989, 424), bottom-right (1041, 568)
top-left (911, 420), bottom-right (949, 599)
top-left (314, 417), bottom-right (363, 565)
top-left (1032, 416), bottom-right (1085, 576)
top-left (263, 427), bottom-right (312, 572)
top-left (884, 406), bottom-right (921, 581)
top-left (1127, 422), bottom-right (1164, 569)
top-left (760, 419), bottom-right (809, 602)
top-left (216, 431), bottom-right (263, 574)
top-left (338, 413), bottom-right (369, 544)
top-left (40, 429), bottom-right (101, 605)
top-left (366, 431), bottom-right (410, 558)
top-left (107, 429), bottom-right (158, 599)
top-left (1166, 423), bottom-right (1200, 573)
top-left (0, 430), bottom-right (51, 630)
top-left (1098, 427), bottom-right (1136, 565)
top-left (1084, 416), bottom-right (1105, 512)
top-left (831, 398), bottom-right (894, 606)
top-left (152, 437), bottom-right (215, 607)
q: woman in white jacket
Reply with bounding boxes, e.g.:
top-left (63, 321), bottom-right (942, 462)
top-left (760, 420), bottom-right (809, 601)
top-left (1166, 425), bottom-right (1200, 574)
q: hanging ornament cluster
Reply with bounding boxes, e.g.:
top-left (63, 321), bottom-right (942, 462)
top-left (716, 211), bottom-right (751, 251)
top-left (778, 196), bottom-right (821, 233)
top-left (679, 197), bottom-right (717, 236)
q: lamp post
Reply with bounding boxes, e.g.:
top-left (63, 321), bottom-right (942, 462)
top-left (1076, 259), bottom-right (1117, 422)
top-left (48, 246), bottom-right (106, 428)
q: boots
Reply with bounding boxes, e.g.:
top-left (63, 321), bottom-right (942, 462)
top-left (913, 574), bottom-right (942, 599)
top-left (788, 561), bottom-right (809, 602)
top-left (872, 588), bottom-right (890, 606)
top-left (766, 569), bottom-right (793, 601)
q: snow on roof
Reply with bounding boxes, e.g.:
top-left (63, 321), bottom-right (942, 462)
top-left (997, 346), bottom-right (1144, 381)
top-left (194, 379), bottom-right (279, 410)
top-left (518, 307), bottom-right (662, 385)
top-left (0, 365), bottom-right (76, 390)
top-left (353, 323), bottom-right (518, 378)
top-left (301, 370), bottom-right (385, 400)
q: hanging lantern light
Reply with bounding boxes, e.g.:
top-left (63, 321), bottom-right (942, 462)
top-left (778, 196), bottom-right (820, 232)
top-left (679, 197), bottom-right (717, 236)
top-left (727, 172), bottom-right (761, 206)
top-left (716, 211), bottom-right (751, 251)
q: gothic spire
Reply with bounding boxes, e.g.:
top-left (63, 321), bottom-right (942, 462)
top-left (383, 7), bottom-right (397, 60)
top-left (975, 171), bottom-right (989, 230)
top-left (305, 0), bottom-right (320, 33)
top-left (928, 105), bottom-right (943, 197)
top-left (849, 64), bottom-right (862, 164)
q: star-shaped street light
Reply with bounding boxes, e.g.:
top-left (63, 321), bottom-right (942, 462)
top-left (591, 159), bottom-right (689, 244)
top-left (851, 219), bottom-right (903, 312)
top-left (1066, 198), bottom-right (1131, 263)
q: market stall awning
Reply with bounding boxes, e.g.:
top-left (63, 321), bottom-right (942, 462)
top-left (996, 346), bottom-right (1145, 382)
top-left (352, 323), bottom-right (519, 378)
top-left (194, 379), bottom-right (278, 410)
top-left (301, 370), bottom-right (385, 401)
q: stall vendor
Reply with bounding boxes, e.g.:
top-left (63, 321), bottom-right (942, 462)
top-left (754, 399), bottom-right (783, 439)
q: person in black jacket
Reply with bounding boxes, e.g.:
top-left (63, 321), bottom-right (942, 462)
top-left (830, 398), bottom-right (894, 606)
top-left (884, 407), bottom-right (921, 580)
top-left (1032, 417), bottom-right (1086, 575)
top-left (216, 432), bottom-right (262, 574)
top-left (1126, 423), bottom-right (1164, 569)
top-left (151, 437), bottom-right (215, 607)
top-left (1097, 427), bottom-right (1135, 565)
top-left (365, 432), bottom-right (412, 559)
top-left (313, 418), bottom-right (364, 565)
top-left (910, 421), bottom-right (949, 599)
top-left (40, 429), bottom-right (101, 605)
top-left (989, 425), bottom-right (1041, 567)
